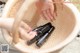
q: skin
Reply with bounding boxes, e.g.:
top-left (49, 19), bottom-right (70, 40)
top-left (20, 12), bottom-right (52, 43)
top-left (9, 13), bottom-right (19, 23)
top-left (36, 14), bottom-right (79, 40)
top-left (36, 0), bottom-right (63, 21)
top-left (0, 0), bottom-right (63, 41)
top-left (0, 18), bottom-right (37, 40)
top-left (36, 0), bottom-right (56, 21)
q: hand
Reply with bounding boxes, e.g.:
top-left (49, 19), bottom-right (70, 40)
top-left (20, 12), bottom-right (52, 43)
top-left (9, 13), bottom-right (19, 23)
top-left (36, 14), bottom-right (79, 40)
top-left (0, 18), bottom-right (37, 40)
top-left (36, 0), bottom-right (56, 21)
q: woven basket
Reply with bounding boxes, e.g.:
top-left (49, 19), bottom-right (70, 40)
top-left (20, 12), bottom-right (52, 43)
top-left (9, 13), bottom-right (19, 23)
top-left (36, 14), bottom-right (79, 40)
top-left (1, 0), bottom-right (80, 53)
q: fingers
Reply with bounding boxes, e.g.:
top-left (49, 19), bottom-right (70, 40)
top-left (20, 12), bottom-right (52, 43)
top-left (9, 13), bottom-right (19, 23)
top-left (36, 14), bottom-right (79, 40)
top-left (21, 22), bottom-right (32, 32)
top-left (39, 0), bottom-right (58, 21)
top-left (40, 4), bottom-right (57, 21)
top-left (19, 27), bottom-right (30, 40)
top-left (19, 27), bottom-right (36, 40)
top-left (41, 10), bottom-right (51, 21)
top-left (49, 5), bottom-right (56, 20)
top-left (41, 9), bottom-right (56, 21)
top-left (46, 9), bottom-right (54, 21)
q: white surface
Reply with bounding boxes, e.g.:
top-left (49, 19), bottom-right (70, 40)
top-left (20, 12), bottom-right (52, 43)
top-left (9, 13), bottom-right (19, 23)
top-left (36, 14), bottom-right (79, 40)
top-left (60, 38), bottom-right (80, 53)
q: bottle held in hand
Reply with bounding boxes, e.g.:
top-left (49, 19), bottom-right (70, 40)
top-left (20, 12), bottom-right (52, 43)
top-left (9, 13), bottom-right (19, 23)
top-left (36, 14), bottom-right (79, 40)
top-left (27, 22), bottom-right (52, 45)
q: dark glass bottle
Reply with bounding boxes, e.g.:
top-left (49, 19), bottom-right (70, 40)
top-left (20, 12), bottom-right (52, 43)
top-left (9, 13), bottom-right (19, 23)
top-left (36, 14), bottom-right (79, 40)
top-left (27, 22), bottom-right (52, 45)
